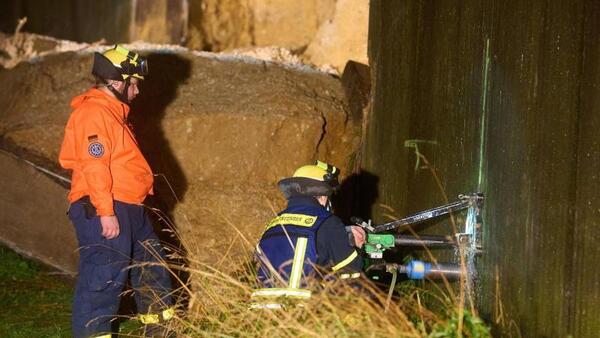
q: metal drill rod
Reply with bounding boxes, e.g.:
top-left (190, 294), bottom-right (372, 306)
top-left (397, 262), bottom-right (464, 280)
top-left (372, 199), bottom-right (470, 233)
top-left (418, 263), bottom-right (464, 280)
top-left (394, 234), bottom-right (456, 247)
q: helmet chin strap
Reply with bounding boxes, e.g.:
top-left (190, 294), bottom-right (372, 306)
top-left (106, 79), bottom-right (131, 104)
top-left (314, 196), bottom-right (333, 211)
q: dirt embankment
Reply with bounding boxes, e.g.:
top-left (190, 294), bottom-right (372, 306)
top-left (0, 39), bottom-right (362, 270)
top-left (187, 0), bottom-right (369, 72)
top-left (1, 0), bottom-right (369, 72)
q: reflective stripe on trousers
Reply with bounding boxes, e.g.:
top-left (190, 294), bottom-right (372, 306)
top-left (339, 272), bottom-right (361, 279)
top-left (139, 306), bottom-right (176, 324)
top-left (252, 237), bottom-right (312, 307)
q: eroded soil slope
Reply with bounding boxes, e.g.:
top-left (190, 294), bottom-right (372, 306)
top-left (0, 41), bottom-right (361, 269)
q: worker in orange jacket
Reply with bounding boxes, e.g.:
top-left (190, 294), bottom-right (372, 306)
top-left (59, 45), bottom-right (174, 338)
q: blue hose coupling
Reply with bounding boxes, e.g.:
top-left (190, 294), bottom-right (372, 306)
top-left (405, 260), bottom-right (430, 279)
top-left (399, 260), bottom-right (464, 280)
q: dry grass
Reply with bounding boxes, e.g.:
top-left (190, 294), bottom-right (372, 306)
top-left (133, 149), bottom-right (491, 337)
top-left (134, 217), bottom-right (490, 338)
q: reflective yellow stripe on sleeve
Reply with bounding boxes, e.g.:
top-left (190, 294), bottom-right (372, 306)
top-left (92, 335), bottom-right (112, 338)
top-left (340, 272), bottom-right (361, 279)
top-left (288, 237), bottom-right (308, 289)
top-left (331, 250), bottom-right (359, 272)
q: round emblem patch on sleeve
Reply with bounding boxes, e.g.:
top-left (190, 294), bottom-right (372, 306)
top-left (88, 142), bottom-right (105, 158)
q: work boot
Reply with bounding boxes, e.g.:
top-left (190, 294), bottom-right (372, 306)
top-left (139, 306), bottom-right (176, 337)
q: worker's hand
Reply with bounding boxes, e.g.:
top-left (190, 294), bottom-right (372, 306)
top-left (100, 215), bottom-right (120, 239)
top-left (350, 226), bottom-right (366, 248)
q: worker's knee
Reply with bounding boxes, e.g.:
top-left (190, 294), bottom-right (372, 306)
top-left (79, 249), bottom-right (128, 293)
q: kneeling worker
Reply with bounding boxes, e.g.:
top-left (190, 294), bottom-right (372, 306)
top-left (253, 161), bottom-right (365, 303)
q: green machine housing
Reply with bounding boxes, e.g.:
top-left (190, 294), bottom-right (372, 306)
top-left (364, 233), bottom-right (396, 259)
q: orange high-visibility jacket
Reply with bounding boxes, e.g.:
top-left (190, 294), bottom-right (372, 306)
top-left (59, 88), bottom-right (154, 216)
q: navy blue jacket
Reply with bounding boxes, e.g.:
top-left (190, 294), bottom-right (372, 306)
top-left (256, 196), bottom-right (362, 288)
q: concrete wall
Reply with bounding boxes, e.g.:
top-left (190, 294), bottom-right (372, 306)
top-left (365, 1), bottom-right (600, 336)
top-left (0, 0), bottom-right (187, 44)
top-left (0, 150), bottom-right (77, 274)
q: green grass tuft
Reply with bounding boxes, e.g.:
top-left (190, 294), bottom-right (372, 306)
top-left (0, 246), bottom-right (72, 337)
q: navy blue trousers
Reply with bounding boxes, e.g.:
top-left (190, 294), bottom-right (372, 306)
top-left (69, 199), bottom-right (172, 338)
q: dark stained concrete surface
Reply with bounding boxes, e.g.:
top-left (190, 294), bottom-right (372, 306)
top-left (365, 1), bottom-right (600, 336)
top-left (0, 0), bottom-right (187, 45)
top-left (0, 0), bottom-right (131, 43)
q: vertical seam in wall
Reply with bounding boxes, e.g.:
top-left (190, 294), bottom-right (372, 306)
top-left (565, 1), bottom-right (588, 334)
top-left (130, 0), bottom-right (138, 42)
top-left (478, 0), bottom-right (495, 322)
top-left (180, 0), bottom-right (189, 44)
top-left (478, 38), bottom-right (491, 191)
top-left (477, 37), bottom-right (491, 313)
top-left (406, 1), bottom-right (424, 214)
top-left (526, 2), bottom-right (549, 333)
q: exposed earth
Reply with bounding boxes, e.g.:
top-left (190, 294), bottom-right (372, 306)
top-left (0, 34), bottom-right (365, 272)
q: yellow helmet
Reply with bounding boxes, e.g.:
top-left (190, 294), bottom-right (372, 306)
top-left (278, 160), bottom-right (340, 199)
top-left (92, 45), bottom-right (148, 81)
